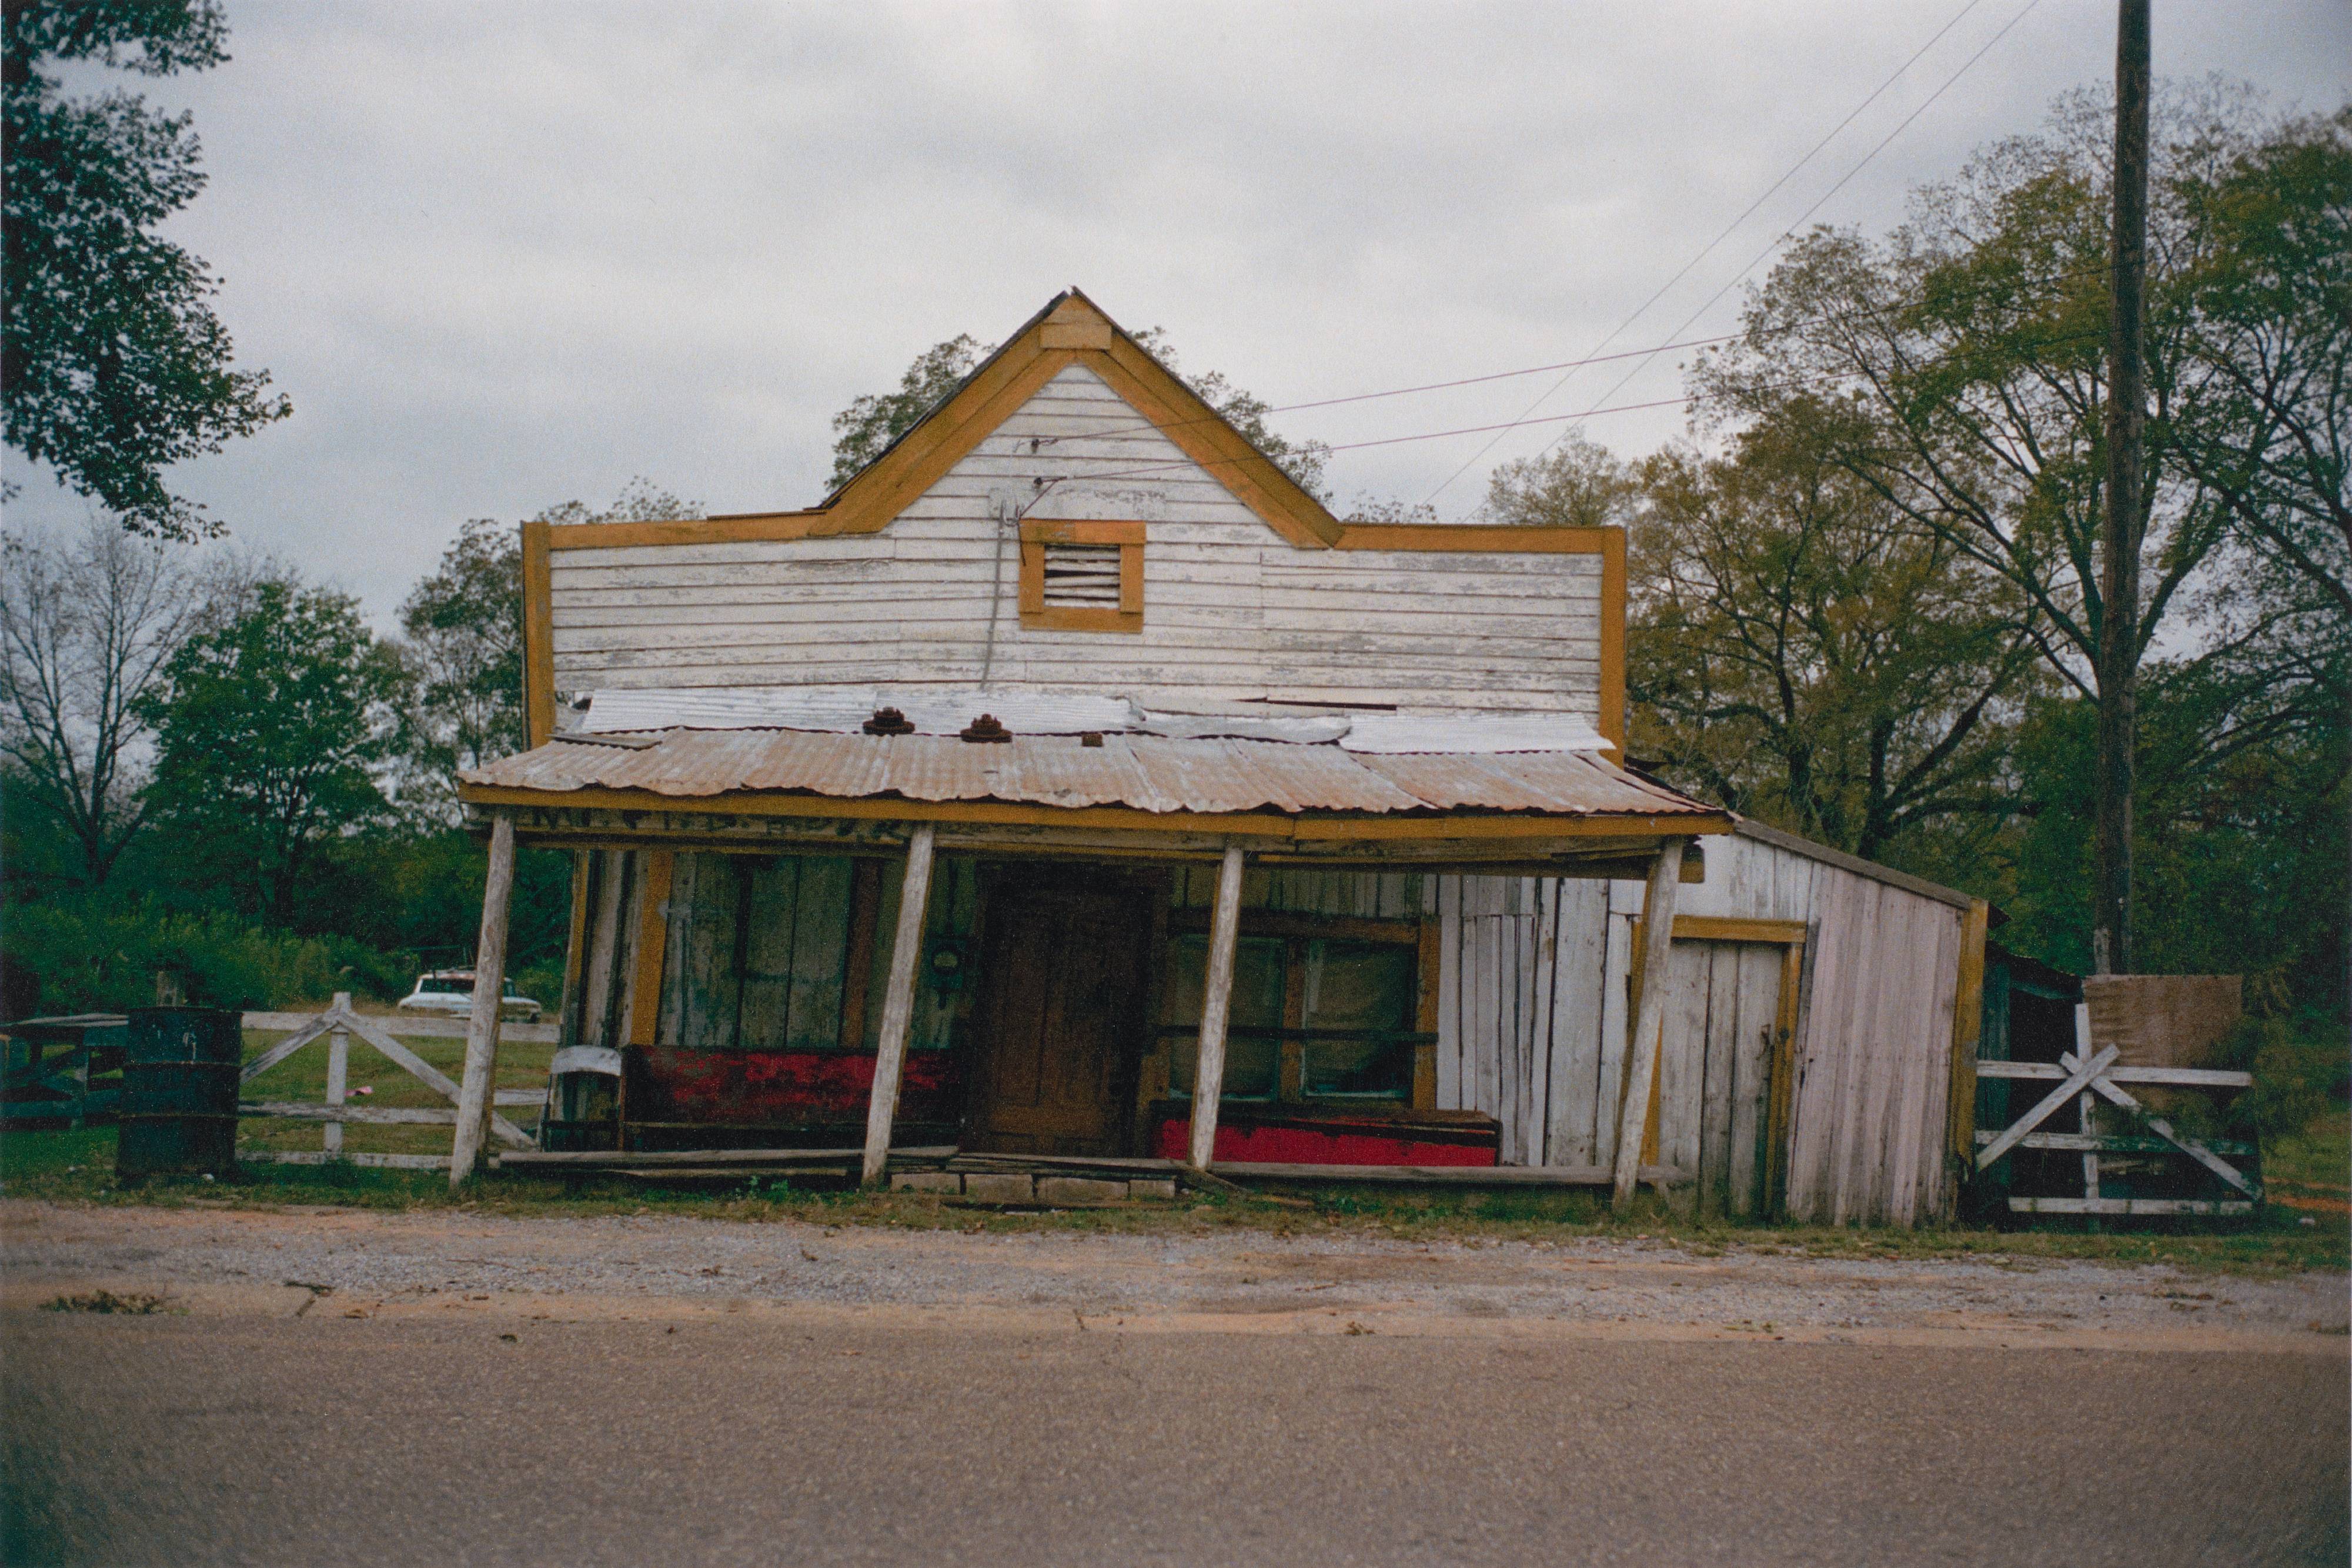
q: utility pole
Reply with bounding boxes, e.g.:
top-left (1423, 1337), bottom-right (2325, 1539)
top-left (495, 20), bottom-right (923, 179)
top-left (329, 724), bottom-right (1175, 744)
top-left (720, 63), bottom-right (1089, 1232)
top-left (2094, 0), bottom-right (2149, 977)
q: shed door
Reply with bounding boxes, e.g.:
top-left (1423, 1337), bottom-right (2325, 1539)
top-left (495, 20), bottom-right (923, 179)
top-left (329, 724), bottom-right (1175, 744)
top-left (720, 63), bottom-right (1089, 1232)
top-left (965, 878), bottom-right (1153, 1156)
top-left (1646, 939), bottom-right (1794, 1217)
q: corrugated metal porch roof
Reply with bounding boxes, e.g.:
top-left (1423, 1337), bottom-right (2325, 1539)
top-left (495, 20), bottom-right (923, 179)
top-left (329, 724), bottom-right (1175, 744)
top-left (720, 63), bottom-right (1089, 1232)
top-left (460, 728), bottom-right (1719, 821)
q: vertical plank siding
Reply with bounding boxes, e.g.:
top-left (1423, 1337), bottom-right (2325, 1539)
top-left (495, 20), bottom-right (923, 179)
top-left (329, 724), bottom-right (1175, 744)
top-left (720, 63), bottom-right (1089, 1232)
top-left (546, 366), bottom-right (1605, 717)
top-left (563, 837), bottom-right (1963, 1225)
top-left (1421, 833), bottom-right (1969, 1225)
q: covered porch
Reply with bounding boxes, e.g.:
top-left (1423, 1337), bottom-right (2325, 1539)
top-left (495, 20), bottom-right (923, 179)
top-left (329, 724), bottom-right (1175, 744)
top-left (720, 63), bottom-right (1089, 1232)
top-left (444, 720), bottom-right (1730, 1204)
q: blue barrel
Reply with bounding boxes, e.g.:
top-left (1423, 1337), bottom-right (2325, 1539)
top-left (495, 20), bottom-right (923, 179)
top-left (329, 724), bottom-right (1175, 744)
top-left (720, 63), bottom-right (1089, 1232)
top-left (116, 1008), bottom-right (243, 1178)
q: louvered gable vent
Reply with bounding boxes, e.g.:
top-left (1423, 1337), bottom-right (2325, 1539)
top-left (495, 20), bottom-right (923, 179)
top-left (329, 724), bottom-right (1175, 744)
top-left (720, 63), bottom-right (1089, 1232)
top-left (1041, 540), bottom-right (1122, 606)
top-left (1018, 520), bottom-right (1144, 633)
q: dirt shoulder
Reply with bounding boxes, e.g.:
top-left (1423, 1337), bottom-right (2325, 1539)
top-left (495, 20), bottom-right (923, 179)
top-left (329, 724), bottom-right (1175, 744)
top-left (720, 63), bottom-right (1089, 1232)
top-left (6, 1199), bottom-right (2344, 1355)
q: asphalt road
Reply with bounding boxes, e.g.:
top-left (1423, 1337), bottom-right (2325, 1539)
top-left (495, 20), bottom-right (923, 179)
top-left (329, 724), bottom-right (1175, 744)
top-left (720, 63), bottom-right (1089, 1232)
top-left (5, 1306), bottom-right (2344, 1567)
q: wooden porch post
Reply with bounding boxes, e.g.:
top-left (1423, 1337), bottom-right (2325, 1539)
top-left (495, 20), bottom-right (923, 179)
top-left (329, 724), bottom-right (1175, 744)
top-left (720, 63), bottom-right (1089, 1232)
top-left (861, 824), bottom-right (937, 1187)
top-left (450, 812), bottom-right (517, 1188)
top-left (1611, 836), bottom-right (1688, 1207)
top-left (1188, 844), bottom-right (1248, 1170)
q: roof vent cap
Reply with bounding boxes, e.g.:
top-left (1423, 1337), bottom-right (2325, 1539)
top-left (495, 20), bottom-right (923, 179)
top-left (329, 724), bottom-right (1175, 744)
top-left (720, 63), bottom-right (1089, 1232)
top-left (959, 714), bottom-right (1012, 744)
top-left (861, 706), bottom-right (915, 735)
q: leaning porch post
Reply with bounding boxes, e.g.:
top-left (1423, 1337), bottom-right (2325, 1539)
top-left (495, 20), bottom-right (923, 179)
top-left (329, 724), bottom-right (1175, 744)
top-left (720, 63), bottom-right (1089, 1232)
top-left (1188, 844), bottom-right (1248, 1171)
top-left (450, 812), bottom-right (518, 1188)
top-left (861, 824), bottom-right (937, 1188)
top-left (1611, 836), bottom-right (1688, 1207)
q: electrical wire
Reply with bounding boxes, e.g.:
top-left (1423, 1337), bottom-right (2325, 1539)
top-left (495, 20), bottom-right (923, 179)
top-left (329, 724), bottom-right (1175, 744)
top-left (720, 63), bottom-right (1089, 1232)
top-left (1037, 319), bottom-right (2106, 492)
top-left (1029, 257), bottom-right (2109, 457)
top-left (1511, 0), bottom-right (2047, 482)
top-left (1417, 0), bottom-right (1993, 506)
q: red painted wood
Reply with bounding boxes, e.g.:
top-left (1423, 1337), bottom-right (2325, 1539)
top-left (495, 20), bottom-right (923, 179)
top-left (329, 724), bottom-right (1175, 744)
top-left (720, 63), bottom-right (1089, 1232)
top-left (1150, 1114), bottom-right (1498, 1166)
top-left (629, 1047), bottom-right (960, 1125)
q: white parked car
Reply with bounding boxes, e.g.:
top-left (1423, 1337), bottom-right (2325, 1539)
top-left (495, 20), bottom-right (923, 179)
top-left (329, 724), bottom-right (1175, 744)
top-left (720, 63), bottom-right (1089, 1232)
top-left (396, 970), bottom-right (543, 1023)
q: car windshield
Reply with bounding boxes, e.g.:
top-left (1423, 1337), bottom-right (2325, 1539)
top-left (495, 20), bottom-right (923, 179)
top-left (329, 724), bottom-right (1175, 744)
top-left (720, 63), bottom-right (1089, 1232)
top-left (420, 977), bottom-right (473, 995)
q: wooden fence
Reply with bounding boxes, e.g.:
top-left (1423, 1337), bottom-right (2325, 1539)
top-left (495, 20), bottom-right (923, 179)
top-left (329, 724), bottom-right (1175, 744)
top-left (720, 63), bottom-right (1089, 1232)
top-left (238, 994), bottom-right (545, 1170)
top-left (1973, 1001), bottom-right (2259, 1216)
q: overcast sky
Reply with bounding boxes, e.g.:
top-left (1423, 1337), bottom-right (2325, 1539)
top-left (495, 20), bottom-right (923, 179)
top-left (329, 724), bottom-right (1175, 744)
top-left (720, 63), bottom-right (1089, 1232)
top-left (8, 0), bottom-right (2347, 625)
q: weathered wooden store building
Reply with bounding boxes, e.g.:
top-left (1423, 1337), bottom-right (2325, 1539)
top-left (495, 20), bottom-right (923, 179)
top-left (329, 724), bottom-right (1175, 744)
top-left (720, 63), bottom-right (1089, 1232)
top-left (449, 290), bottom-right (1991, 1226)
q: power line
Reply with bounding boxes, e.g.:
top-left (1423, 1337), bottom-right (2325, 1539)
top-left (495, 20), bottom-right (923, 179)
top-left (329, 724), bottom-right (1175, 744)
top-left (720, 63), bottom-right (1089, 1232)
top-left (1031, 335), bottom-right (1740, 449)
top-left (1031, 320), bottom-right (2106, 491)
top-left (1033, 257), bottom-right (2109, 456)
top-left (1511, 0), bottom-right (2046, 484)
top-left (1418, 0), bottom-right (1992, 507)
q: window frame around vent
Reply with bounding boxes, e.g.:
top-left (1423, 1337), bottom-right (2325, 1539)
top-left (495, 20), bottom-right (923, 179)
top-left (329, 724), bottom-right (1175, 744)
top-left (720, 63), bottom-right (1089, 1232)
top-left (1018, 519), bottom-right (1144, 633)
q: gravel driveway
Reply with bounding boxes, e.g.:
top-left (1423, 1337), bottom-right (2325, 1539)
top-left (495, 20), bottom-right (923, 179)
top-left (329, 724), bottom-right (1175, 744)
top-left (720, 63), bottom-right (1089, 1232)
top-left (4, 1200), bottom-right (2343, 1349)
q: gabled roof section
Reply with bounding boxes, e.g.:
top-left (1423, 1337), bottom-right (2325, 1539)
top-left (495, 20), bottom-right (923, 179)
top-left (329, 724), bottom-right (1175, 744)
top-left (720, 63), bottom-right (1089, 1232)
top-left (808, 288), bottom-right (1342, 547)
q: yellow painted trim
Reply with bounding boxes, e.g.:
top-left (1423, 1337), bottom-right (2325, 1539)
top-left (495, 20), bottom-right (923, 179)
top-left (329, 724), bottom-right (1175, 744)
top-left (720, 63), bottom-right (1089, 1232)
top-left (1091, 333), bottom-right (1340, 547)
top-left (1946, 898), bottom-right (1991, 1164)
top-left (520, 520), bottom-right (555, 748)
top-left (542, 511), bottom-right (826, 551)
top-left (813, 343), bottom-right (1079, 538)
top-left (1599, 526), bottom-right (1626, 755)
top-left (458, 781), bottom-right (1730, 841)
top-left (1332, 524), bottom-right (1614, 553)
top-left (627, 850), bottom-right (673, 1048)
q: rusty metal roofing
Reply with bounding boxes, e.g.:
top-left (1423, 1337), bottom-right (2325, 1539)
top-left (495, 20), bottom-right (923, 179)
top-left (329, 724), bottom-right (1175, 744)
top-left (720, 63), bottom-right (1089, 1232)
top-left (461, 728), bottom-right (1718, 820)
top-left (574, 686), bottom-right (1611, 754)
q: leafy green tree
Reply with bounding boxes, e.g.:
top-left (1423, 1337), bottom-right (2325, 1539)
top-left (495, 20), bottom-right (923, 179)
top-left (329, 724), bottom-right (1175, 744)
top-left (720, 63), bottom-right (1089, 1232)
top-left (1696, 86), bottom-right (2347, 971)
top-left (2169, 106), bottom-right (2350, 622)
top-left (827, 335), bottom-right (987, 492)
top-left (139, 580), bottom-right (406, 924)
top-left (396, 479), bottom-right (701, 809)
top-left (1481, 432), bottom-right (1639, 531)
top-left (827, 327), bottom-right (1328, 499)
top-left (2, 0), bottom-right (289, 538)
top-left (1624, 410), bottom-right (2046, 861)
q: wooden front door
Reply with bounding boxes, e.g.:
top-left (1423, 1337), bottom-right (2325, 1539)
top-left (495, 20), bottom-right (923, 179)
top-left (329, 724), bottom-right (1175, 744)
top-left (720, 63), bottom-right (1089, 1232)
top-left (965, 876), bottom-right (1154, 1155)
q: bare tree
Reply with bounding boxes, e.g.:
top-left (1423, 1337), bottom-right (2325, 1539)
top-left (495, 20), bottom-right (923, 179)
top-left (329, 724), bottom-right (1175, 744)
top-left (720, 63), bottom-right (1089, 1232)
top-left (0, 516), bottom-right (248, 885)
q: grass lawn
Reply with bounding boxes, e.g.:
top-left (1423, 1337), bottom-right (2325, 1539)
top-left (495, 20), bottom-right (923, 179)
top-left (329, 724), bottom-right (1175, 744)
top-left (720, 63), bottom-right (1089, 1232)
top-left (4, 1097), bottom-right (2344, 1276)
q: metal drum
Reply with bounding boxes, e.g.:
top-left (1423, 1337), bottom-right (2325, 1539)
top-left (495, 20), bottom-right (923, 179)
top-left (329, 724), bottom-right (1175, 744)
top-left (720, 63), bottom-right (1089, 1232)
top-left (116, 1008), bottom-right (243, 1178)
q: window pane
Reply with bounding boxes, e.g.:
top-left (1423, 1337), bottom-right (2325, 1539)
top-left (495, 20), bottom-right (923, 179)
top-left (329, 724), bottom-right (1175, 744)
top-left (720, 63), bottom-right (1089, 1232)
top-left (1301, 940), bottom-right (1416, 1099)
top-left (1164, 935), bottom-right (1284, 1100)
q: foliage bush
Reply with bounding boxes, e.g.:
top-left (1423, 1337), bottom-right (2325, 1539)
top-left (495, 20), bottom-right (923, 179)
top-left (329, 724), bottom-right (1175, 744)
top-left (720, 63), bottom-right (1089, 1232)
top-left (1, 897), bottom-right (413, 1015)
top-left (2219, 1013), bottom-right (2351, 1143)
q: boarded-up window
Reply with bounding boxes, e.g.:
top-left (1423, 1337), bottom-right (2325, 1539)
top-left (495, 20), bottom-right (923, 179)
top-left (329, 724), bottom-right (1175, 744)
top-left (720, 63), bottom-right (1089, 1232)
top-left (1161, 932), bottom-right (1419, 1104)
top-left (1162, 935), bottom-right (1286, 1099)
top-left (659, 853), bottom-right (858, 1052)
top-left (1300, 940), bottom-right (1416, 1098)
top-left (1018, 519), bottom-right (1142, 632)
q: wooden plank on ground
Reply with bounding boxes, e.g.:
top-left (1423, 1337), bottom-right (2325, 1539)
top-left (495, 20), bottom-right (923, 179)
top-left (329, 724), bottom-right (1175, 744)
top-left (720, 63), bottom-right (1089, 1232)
top-left (244, 1151), bottom-right (452, 1171)
top-left (2008, 1197), bottom-right (2255, 1216)
top-left (1217, 1162), bottom-right (1685, 1188)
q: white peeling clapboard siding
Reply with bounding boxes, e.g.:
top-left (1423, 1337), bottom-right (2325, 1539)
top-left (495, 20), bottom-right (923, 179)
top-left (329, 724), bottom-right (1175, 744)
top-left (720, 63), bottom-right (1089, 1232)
top-left (1428, 831), bottom-right (1963, 1225)
top-left (547, 364), bottom-right (1604, 716)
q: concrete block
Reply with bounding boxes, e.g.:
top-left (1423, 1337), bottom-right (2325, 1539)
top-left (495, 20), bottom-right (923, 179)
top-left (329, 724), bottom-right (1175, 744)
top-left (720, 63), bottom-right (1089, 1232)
top-left (890, 1171), bottom-right (962, 1193)
top-left (961, 1173), bottom-right (1035, 1203)
top-left (1127, 1178), bottom-right (1179, 1201)
top-left (1036, 1176), bottom-right (1127, 1205)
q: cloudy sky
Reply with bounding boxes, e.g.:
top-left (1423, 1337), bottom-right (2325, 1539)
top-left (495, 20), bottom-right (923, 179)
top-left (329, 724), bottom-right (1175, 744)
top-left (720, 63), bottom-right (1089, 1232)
top-left (9, 0), bottom-right (2347, 624)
